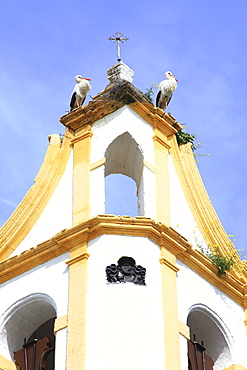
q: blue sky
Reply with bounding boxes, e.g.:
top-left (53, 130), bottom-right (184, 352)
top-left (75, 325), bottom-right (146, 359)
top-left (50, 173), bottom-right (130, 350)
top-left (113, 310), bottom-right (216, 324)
top-left (0, 0), bottom-right (247, 257)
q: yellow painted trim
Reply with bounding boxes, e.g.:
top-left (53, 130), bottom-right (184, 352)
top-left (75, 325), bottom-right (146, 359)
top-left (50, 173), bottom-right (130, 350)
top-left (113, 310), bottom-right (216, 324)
top-left (66, 252), bottom-right (90, 266)
top-left (0, 133), bottom-right (72, 261)
top-left (153, 130), bottom-right (170, 225)
top-left (179, 321), bottom-right (190, 340)
top-left (153, 134), bottom-right (171, 150)
top-left (71, 130), bottom-right (93, 145)
top-left (170, 138), bottom-right (247, 280)
top-left (73, 125), bottom-right (93, 225)
top-left (224, 365), bottom-right (247, 370)
top-left (129, 102), bottom-right (181, 136)
top-left (143, 160), bottom-right (156, 173)
top-left (66, 242), bottom-right (88, 370)
top-left (54, 314), bottom-right (68, 334)
top-left (160, 257), bottom-right (180, 273)
top-left (0, 355), bottom-right (17, 370)
top-left (160, 247), bottom-right (180, 370)
top-left (90, 157), bottom-right (106, 171)
top-left (0, 215), bottom-right (246, 306)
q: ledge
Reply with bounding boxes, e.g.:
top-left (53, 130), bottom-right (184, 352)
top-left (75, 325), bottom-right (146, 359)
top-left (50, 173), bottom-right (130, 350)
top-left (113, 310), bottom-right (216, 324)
top-left (59, 80), bottom-right (182, 134)
top-left (0, 215), bottom-right (246, 307)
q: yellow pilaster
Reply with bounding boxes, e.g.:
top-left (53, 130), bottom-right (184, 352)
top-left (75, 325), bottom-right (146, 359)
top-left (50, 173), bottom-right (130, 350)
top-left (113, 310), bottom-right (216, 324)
top-left (0, 355), bottom-right (16, 370)
top-left (153, 133), bottom-right (170, 225)
top-left (72, 126), bottom-right (93, 225)
top-left (66, 243), bottom-right (90, 370)
top-left (160, 246), bottom-right (180, 370)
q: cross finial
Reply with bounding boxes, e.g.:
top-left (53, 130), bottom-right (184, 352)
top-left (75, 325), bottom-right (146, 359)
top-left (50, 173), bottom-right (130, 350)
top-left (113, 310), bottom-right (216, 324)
top-left (108, 32), bottom-right (129, 62)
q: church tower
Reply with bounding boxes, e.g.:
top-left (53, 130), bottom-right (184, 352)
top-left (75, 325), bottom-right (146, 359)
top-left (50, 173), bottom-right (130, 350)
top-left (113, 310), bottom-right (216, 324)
top-left (0, 59), bottom-right (247, 370)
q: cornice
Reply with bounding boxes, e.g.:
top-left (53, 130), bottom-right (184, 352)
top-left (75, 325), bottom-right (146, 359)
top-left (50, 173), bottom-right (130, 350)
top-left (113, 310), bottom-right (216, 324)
top-left (59, 80), bottom-right (182, 135)
top-left (0, 215), bottom-right (246, 306)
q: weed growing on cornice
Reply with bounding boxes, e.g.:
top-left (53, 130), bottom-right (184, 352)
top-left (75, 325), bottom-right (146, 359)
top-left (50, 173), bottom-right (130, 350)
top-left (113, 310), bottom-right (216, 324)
top-left (176, 126), bottom-right (210, 160)
top-left (137, 84), bottom-right (157, 104)
top-left (175, 128), bottom-right (198, 151)
top-left (205, 246), bottom-right (235, 275)
top-left (195, 229), bottom-right (245, 275)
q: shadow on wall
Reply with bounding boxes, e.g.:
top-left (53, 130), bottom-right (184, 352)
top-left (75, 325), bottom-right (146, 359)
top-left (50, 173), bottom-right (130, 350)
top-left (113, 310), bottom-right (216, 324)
top-left (0, 293), bottom-right (57, 368)
top-left (187, 304), bottom-right (233, 370)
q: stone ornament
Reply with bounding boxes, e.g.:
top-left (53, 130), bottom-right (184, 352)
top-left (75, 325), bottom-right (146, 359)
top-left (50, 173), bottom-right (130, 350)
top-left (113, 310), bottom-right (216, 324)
top-left (106, 256), bottom-right (146, 285)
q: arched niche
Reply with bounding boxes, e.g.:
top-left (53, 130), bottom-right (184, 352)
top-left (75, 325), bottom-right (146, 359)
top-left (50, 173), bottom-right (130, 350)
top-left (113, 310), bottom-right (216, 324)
top-left (105, 132), bottom-right (144, 216)
top-left (187, 304), bottom-right (233, 370)
top-left (0, 293), bottom-right (57, 360)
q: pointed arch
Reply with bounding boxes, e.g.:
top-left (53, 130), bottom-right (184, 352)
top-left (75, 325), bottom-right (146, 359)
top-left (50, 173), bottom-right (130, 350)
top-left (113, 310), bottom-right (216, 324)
top-left (105, 132), bottom-right (144, 183)
top-left (187, 304), bottom-right (234, 370)
top-left (0, 293), bottom-right (57, 360)
top-left (104, 132), bottom-right (144, 217)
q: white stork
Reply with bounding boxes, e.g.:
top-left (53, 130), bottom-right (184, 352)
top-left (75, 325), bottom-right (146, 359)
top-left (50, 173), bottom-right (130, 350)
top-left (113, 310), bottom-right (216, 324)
top-left (70, 75), bottom-right (92, 110)
top-left (156, 71), bottom-right (178, 110)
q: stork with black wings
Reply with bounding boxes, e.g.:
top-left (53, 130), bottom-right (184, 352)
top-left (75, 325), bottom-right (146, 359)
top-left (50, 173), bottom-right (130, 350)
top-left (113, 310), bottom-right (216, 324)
top-left (70, 75), bottom-right (92, 110)
top-left (156, 71), bottom-right (178, 110)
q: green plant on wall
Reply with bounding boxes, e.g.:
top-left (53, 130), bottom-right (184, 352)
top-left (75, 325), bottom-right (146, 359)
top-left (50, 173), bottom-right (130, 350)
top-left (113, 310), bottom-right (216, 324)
top-left (175, 129), bottom-right (198, 151)
top-left (138, 84), bottom-right (157, 104)
top-left (205, 246), bottom-right (235, 275)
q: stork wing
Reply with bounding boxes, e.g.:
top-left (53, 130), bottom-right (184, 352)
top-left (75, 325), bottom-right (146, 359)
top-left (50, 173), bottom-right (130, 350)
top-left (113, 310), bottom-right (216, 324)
top-left (156, 90), bottom-right (161, 107)
top-left (70, 92), bottom-right (77, 110)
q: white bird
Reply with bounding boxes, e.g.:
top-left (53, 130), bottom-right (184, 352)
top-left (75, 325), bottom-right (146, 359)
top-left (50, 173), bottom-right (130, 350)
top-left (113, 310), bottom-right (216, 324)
top-left (156, 71), bottom-right (179, 110)
top-left (70, 75), bottom-right (92, 110)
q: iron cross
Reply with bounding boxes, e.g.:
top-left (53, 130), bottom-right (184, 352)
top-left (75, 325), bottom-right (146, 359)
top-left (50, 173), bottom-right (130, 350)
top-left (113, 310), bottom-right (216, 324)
top-left (108, 32), bottom-right (129, 62)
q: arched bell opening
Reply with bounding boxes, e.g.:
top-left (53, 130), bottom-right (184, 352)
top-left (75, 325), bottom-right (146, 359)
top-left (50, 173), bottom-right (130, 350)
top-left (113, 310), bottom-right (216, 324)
top-left (104, 132), bottom-right (144, 217)
top-left (105, 174), bottom-right (138, 217)
top-left (187, 304), bottom-right (233, 370)
top-left (0, 293), bottom-right (57, 366)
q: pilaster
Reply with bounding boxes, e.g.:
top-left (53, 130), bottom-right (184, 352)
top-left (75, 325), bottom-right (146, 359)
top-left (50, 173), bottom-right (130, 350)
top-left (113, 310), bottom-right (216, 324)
top-left (66, 243), bottom-right (90, 370)
top-left (72, 126), bottom-right (93, 225)
top-left (153, 131), bottom-right (171, 225)
top-left (160, 246), bottom-right (180, 370)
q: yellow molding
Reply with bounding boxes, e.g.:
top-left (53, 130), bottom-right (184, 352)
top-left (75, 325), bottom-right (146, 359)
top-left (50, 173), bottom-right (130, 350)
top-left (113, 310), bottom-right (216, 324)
top-left (0, 355), bottom-right (16, 370)
top-left (179, 321), bottom-right (190, 340)
top-left (90, 157), bottom-right (106, 171)
top-left (66, 252), bottom-right (90, 266)
top-left (160, 247), bottom-right (181, 369)
top-left (143, 160), bottom-right (156, 173)
top-left (160, 257), bottom-right (180, 273)
top-left (0, 215), bottom-right (246, 307)
top-left (54, 314), bottom-right (68, 334)
top-left (154, 132), bottom-right (170, 225)
top-left (129, 102), bottom-right (181, 136)
top-left (73, 126), bottom-right (92, 225)
top-left (71, 128), bottom-right (93, 144)
top-left (66, 245), bottom-right (88, 369)
top-left (152, 134), bottom-right (171, 150)
top-left (169, 137), bottom-right (247, 279)
top-left (0, 135), bottom-right (72, 261)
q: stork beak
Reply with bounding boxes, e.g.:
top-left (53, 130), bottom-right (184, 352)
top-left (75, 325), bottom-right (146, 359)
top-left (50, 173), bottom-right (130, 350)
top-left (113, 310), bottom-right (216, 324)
top-left (174, 77), bottom-right (179, 82)
top-left (85, 78), bottom-right (92, 81)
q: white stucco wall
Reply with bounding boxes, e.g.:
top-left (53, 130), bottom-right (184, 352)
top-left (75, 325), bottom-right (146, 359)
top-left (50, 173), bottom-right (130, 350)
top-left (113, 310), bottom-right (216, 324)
top-left (168, 153), bottom-right (208, 250)
top-left (91, 106), bottom-right (155, 166)
top-left (85, 234), bottom-right (165, 370)
top-left (10, 152), bottom-right (73, 258)
top-left (90, 106), bottom-right (157, 219)
top-left (0, 253), bottom-right (69, 362)
top-left (177, 259), bottom-right (247, 369)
